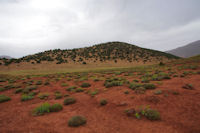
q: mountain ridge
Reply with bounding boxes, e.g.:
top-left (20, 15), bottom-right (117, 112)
top-left (166, 40), bottom-right (200, 58)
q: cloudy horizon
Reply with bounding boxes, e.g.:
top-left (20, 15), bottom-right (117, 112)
top-left (0, 0), bottom-right (200, 58)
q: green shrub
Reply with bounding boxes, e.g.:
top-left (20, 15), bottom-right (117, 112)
top-left (36, 81), bottom-right (42, 85)
top-left (0, 85), bottom-right (14, 92)
top-left (154, 90), bottom-right (162, 95)
top-left (55, 92), bottom-right (62, 99)
top-left (24, 86), bottom-right (37, 92)
top-left (38, 93), bottom-right (49, 100)
top-left (104, 80), bottom-right (123, 88)
top-left (81, 83), bottom-right (91, 88)
top-left (76, 88), bottom-right (84, 92)
top-left (68, 116), bottom-right (87, 127)
top-left (89, 90), bottom-right (99, 97)
top-left (0, 87), bottom-right (7, 92)
top-left (49, 103), bottom-right (63, 112)
top-left (100, 99), bottom-right (107, 106)
top-left (143, 83), bottom-right (156, 89)
top-left (135, 87), bottom-right (146, 94)
top-left (33, 102), bottom-right (63, 116)
top-left (124, 90), bottom-right (129, 94)
top-left (66, 86), bottom-right (76, 91)
top-left (129, 83), bottom-right (142, 90)
top-left (0, 95), bottom-right (11, 103)
top-left (182, 84), bottom-right (194, 90)
top-left (144, 109), bottom-right (160, 120)
top-left (61, 83), bottom-right (68, 87)
top-left (21, 94), bottom-right (34, 101)
top-left (141, 78), bottom-right (149, 83)
top-left (172, 91), bottom-right (179, 95)
top-left (159, 62), bottom-right (165, 66)
top-left (125, 106), bottom-right (160, 120)
top-left (44, 81), bottom-right (50, 85)
top-left (0, 79), bottom-right (6, 82)
top-left (64, 97), bottom-right (76, 105)
top-left (33, 102), bottom-right (51, 116)
top-left (15, 88), bottom-right (23, 94)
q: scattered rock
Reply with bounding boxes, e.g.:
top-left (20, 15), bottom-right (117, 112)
top-left (116, 102), bottom-right (128, 106)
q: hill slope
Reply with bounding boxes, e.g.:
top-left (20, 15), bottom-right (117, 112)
top-left (0, 55), bottom-right (12, 59)
top-left (166, 40), bottom-right (200, 58)
top-left (0, 42), bottom-right (179, 66)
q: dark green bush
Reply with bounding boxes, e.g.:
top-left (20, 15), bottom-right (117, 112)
top-left (81, 83), bottom-right (91, 88)
top-left (124, 90), bottom-right (129, 94)
top-left (55, 92), bottom-right (62, 99)
top-left (21, 94), bottom-right (34, 101)
top-left (33, 102), bottom-right (51, 115)
top-left (38, 93), bottom-right (49, 100)
top-left (143, 83), bottom-right (156, 89)
top-left (49, 103), bottom-right (63, 112)
top-left (68, 116), bottom-right (87, 127)
top-left (75, 88), bottom-right (84, 92)
top-left (129, 83), bottom-right (142, 90)
top-left (100, 99), bottom-right (107, 106)
top-left (33, 102), bottom-right (63, 116)
top-left (64, 97), bottom-right (76, 105)
top-left (144, 109), bottom-right (160, 120)
top-left (66, 86), bottom-right (76, 91)
top-left (182, 84), bottom-right (194, 90)
top-left (0, 95), bottom-right (11, 103)
top-left (135, 87), bottom-right (146, 94)
top-left (36, 81), bottom-right (42, 85)
top-left (15, 88), bottom-right (23, 94)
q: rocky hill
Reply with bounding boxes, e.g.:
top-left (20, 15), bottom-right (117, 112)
top-left (0, 42), bottom-right (179, 66)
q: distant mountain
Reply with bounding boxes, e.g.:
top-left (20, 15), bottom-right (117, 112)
top-left (0, 55), bottom-right (12, 59)
top-left (0, 41), bottom-right (179, 66)
top-left (166, 40), bottom-right (200, 58)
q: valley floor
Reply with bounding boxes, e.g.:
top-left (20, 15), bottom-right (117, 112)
top-left (0, 74), bottom-right (200, 133)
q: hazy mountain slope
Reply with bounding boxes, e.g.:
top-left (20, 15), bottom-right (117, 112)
top-left (0, 41), bottom-right (179, 66)
top-left (0, 55), bottom-right (12, 59)
top-left (166, 40), bottom-right (200, 58)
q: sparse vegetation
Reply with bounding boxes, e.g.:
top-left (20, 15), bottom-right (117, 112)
top-left (0, 95), bottom-right (11, 103)
top-left (81, 83), bottom-right (91, 88)
top-left (54, 92), bottom-right (62, 99)
top-left (21, 94), bottom-right (34, 101)
top-left (64, 97), bottom-right (76, 105)
top-left (154, 90), bottom-right (162, 95)
top-left (100, 99), bottom-right (107, 106)
top-left (125, 106), bottom-right (160, 120)
top-left (38, 93), bottom-right (49, 100)
top-left (66, 86), bottom-right (77, 91)
top-left (33, 102), bottom-right (63, 116)
top-left (182, 84), bottom-right (194, 90)
top-left (49, 103), bottom-right (63, 112)
top-left (68, 116), bottom-right (87, 127)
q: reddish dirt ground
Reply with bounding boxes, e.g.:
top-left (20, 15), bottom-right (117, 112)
top-left (0, 74), bottom-right (200, 133)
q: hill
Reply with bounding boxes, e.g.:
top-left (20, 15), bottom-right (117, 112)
top-left (166, 40), bottom-right (200, 58)
top-left (0, 55), bottom-right (12, 59)
top-left (0, 42), bottom-right (179, 67)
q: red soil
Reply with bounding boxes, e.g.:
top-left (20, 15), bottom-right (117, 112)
top-left (0, 75), bottom-right (200, 133)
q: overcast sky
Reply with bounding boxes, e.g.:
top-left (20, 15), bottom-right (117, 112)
top-left (0, 0), bottom-right (200, 58)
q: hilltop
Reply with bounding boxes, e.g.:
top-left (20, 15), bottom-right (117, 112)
top-left (166, 40), bottom-right (200, 58)
top-left (0, 42), bottom-right (179, 67)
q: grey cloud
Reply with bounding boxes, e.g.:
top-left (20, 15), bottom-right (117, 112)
top-left (0, 0), bottom-right (200, 58)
